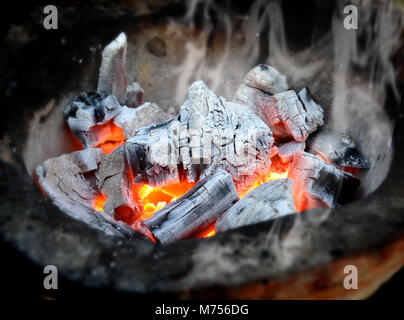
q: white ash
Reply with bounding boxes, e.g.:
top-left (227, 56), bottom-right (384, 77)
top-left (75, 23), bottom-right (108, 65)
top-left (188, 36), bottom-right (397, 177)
top-left (113, 102), bottom-right (173, 140)
top-left (243, 64), bottom-right (289, 95)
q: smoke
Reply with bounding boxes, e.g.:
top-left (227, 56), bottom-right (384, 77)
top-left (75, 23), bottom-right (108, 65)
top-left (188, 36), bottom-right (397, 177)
top-left (168, 0), bottom-right (403, 268)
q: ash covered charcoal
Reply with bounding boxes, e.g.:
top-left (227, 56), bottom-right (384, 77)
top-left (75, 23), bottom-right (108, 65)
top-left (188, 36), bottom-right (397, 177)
top-left (243, 64), bottom-right (289, 95)
top-left (215, 178), bottom-right (296, 233)
top-left (308, 131), bottom-right (370, 169)
top-left (234, 71), bottom-right (323, 143)
top-left (288, 151), bottom-right (360, 212)
top-left (233, 84), bottom-right (273, 129)
top-left (97, 32), bottom-right (127, 104)
top-left (262, 90), bottom-right (324, 142)
top-left (64, 92), bottom-right (122, 149)
top-left (113, 102), bottom-right (173, 139)
top-left (125, 81), bottom-right (145, 108)
top-left (35, 148), bottom-right (136, 237)
top-left (137, 169), bottom-right (239, 244)
top-left (125, 81), bottom-right (274, 193)
top-left (278, 140), bottom-right (306, 163)
top-left (97, 146), bottom-right (142, 224)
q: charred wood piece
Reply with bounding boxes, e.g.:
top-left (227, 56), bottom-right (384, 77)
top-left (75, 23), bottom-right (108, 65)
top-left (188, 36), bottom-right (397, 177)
top-left (97, 32), bottom-right (127, 104)
top-left (97, 146), bottom-right (142, 224)
top-left (288, 151), bottom-right (360, 212)
top-left (215, 178), bottom-right (296, 233)
top-left (278, 141), bottom-right (306, 163)
top-left (138, 169), bottom-right (239, 244)
top-left (35, 149), bottom-right (135, 237)
top-left (125, 82), bottom-right (145, 108)
top-left (64, 92), bottom-right (122, 148)
top-left (234, 85), bottom-right (323, 143)
top-left (113, 102), bottom-right (173, 140)
top-left (263, 89), bottom-right (324, 142)
top-left (243, 64), bottom-right (289, 95)
top-left (125, 81), bottom-right (274, 192)
top-left (308, 132), bottom-right (370, 169)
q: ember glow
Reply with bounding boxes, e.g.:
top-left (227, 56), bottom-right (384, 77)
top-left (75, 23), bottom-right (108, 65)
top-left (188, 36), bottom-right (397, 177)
top-left (93, 193), bottom-right (107, 211)
top-left (136, 181), bottom-right (196, 219)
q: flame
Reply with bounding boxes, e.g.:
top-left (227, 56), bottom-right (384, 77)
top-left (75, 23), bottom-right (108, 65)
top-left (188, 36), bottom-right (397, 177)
top-left (93, 193), bottom-right (107, 211)
top-left (238, 167), bottom-right (289, 198)
top-left (136, 181), bottom-right (196, 219)
top-left (75, 121), bottom-right (125, 154)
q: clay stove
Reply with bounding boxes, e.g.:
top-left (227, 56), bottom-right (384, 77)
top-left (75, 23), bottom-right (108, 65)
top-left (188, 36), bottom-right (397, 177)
top-left (1, 0), bottom-right (404, 299)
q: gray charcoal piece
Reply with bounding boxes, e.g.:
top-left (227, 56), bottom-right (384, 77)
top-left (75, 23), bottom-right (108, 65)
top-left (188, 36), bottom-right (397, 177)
top-left (243, 64), bottom-right (289, 95)
top-left (215, 178), bottom-right (296, 233)
top-left (35, 148), bottom-right (136, 237)
top-left (262, 90), bottom-right (324, 142)
top-left (64, 92), bottom-right (122, 148)
top-left (125, 82), bottom-right (145, 108)
top-left (138, 169), bottom-right (239, 244)
top-left (113, 102), bottom-right (173, 139)
top-left (288, 151), bottom-right (360, 212)
top-left (278, 141), bottom-right (306, 163)
top-left (97, 32), bottom-right (127, 104)
top-left (308, 132), bottom-right (370, 168)
top-left (97, 146), bottom-right (141, 221)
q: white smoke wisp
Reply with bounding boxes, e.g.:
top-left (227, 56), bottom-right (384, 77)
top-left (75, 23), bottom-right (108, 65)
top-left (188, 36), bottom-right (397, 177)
top-left (165, 0), bottom-right (402, 267)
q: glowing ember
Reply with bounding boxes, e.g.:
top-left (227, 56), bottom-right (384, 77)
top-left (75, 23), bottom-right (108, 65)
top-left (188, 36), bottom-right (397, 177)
top-left (196, 224), bottom-right (216, 238)
top-left (74, 121), bottom-right (125, 154)
top-left (137, 181), bottom-right (196, 219)
top-left (93, 193), bottom-right (107, 211)
top-left (238, 167), bottom-right (289, 198)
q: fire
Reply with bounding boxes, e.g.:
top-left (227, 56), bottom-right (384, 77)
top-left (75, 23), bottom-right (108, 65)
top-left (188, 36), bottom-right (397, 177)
top-left (74, 121), bottom-right (125, 154)
top-left (136, 181), bottom-right (196, 219)
top-left (93, 193), bottom-right (107, 211)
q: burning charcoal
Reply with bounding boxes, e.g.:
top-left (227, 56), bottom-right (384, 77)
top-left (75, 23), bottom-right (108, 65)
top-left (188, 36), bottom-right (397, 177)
top-left (288, 151), bottom-right (360, 212)
top-left (262, 90), bottom-right (324, 142)
top-left (297, 88), bottom-right (324, 131)
top-left (125, 81), bottom-right (274, 193)
top-left (64, 92), bottom-right (122, 148)
top-left (97, 32), bottom-right (127, 104)
top-left (243, 64), bottom-right (289, 95)
top-left (138, 169), bottom-right (239, 244)
top-left (35, 149), bottom-right (135, 236)
top-left (308, 131), bottom-right (370, 169)
top-left (278, 141), bottom-right (306, 163)
top-left (97, 146), bottom-right (141, 224)
top-left (233, 83), bottom-right (272, 128)
top-left (215, 178), bottom-right (296, 233)
top-left (113, 103), bottom-right (173, 139)
top-left (125, 81), bottom-right (145, 108)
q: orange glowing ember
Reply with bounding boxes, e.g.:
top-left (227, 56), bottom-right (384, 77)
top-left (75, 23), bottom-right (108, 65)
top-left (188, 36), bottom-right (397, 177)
top-left (93, 193), bottom-right (107, 211)
top-left (238, 167), bottom-right (289, 198)
top-left (75, 121), bottom-right (125, 154)
top-left (136, 181), bottom-right (196, 219)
